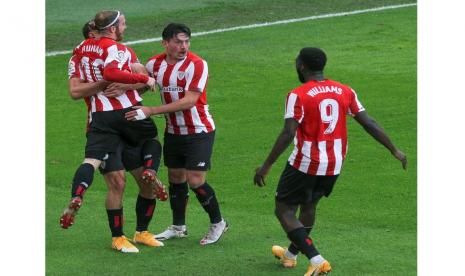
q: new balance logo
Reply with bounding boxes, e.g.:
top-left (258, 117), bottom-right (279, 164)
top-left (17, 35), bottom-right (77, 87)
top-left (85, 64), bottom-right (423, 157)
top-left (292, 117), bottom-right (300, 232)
top-left (197, 162), bottom-right (206, 167)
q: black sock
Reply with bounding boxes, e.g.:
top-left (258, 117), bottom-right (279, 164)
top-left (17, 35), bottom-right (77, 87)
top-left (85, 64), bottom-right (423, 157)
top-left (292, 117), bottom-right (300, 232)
top-left (135, 195), bottom-right (156, 232)
top-left (142, 139), bottom-right (162, 172)
top-left (287, 227), bottom-right (319, 260)
top-left (71, 163), bottom-right (95, 198)
top-left (107, 208), bottom-right (124, 237)
top-left (169, 182), bottom-right (189, 225)
top-left (192, 183), bottom-right (222, 224)
top-left (288, 226), bottom-right (312, 255)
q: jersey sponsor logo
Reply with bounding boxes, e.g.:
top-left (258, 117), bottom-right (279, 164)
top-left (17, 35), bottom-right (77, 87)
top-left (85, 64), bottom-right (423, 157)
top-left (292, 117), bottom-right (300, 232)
top-left (177, 71), bottom-right (186, 80)
top-left (162, 86), bottom-right (184, 93)
top-left (307, 86), bottom-right (342, 97)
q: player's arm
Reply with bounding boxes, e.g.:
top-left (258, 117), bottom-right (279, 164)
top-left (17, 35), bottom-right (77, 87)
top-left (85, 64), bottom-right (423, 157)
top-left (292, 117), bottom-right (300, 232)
top-left (103, 63), bottom-right (150, 97)
top-left (124, 90), bottom-right (201, 120)
top-left (353, 111), bottom-right (407, 169)
top-left (68, 77), bottom-right (110, 100)
top-left (253, 118), bottom-right (299, 187)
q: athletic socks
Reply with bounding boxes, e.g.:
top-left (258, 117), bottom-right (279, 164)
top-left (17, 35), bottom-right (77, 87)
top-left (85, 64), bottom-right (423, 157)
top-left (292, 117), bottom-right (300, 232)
top-left (192, 183), bottom-right (222, 224)
top-left (169, 182), bottom-right (189, 225)
top-left (142, 139), bottom-right (162, 172)
top-left (287, 227), bottom-right (319, 260)
top-left (284, 250), bottom-right (298, 260)
top-left (107, 208), bottom-right (124, 237)
top-left (288, 226), bottom-right (312, 255)
top-left (71, 163), bottom-right (95, 198)
top-left (310, 254), bottom-right (325, 266)
top-left (135, 195), bottom-right (156, 232)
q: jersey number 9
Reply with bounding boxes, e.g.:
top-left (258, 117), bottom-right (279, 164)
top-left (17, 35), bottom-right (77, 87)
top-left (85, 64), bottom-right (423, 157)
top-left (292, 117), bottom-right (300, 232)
top-left (319, 99), bottom-right (339, 134)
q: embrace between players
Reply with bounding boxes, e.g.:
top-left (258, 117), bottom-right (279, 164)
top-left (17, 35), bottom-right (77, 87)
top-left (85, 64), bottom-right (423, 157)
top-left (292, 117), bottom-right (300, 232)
top-left (60, 9), bottom-right (407, 276)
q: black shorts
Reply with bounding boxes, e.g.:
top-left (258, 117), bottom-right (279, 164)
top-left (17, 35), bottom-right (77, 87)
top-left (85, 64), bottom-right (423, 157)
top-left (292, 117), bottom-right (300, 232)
top-left (85, 106), bottom-right (158, 160)
top-left (163, 131), bottom-right (215, 171)
top-left (99, 141), bottom-right (144, 174)
top-left (275, 163), bottom-right (338, 205)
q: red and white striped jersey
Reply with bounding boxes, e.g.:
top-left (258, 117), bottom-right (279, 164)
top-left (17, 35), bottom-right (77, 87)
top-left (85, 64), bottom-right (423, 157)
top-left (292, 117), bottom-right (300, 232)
top-left (146, 52), bottom-right (214, 135)
top-left (68, 52), bottom-right (92, 132)
top-left (285, 79), bottom-right (365, 176)
top-left (72, 37), bottom-right (143, 112)
top-left (68, 41), bottom-right (141, 131)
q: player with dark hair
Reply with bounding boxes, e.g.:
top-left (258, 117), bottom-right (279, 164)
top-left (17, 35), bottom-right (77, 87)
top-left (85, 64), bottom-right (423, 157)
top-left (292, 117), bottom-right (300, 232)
top-left (82, 21), bottom-right (97, 39)
top-left (254, 47), bottom-right (407, 275)
top-left (60, 11), bottom-right (167, 253)
top-left (125, 23), bottom-right (228, 245)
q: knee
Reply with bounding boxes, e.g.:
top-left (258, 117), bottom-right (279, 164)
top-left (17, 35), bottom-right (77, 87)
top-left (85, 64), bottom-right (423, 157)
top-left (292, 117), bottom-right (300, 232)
top-left (186, 171), bottom-right (206, 188)
top-left (83, 158), bottom-right (101, 170)
top-left (168, 170), bottom-right (186, 184)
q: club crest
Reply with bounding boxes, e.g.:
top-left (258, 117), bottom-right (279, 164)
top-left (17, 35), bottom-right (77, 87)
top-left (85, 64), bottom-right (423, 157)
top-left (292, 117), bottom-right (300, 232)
top-left (177, 71), bottom-right (185, 80)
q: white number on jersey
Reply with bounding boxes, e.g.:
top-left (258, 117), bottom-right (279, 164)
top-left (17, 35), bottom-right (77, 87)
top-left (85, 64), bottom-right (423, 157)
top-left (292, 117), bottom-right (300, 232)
top-left (319, 99), bottom-right (339, 134)
top-left (80, 57), bottom-right (104, 82)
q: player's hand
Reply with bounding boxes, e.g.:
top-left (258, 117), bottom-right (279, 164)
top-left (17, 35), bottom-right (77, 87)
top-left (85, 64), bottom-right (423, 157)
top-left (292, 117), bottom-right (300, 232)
top-left (125, 106), bottom-right (151, 121)
top-left (146, 77), bottom-right (156, 91)
top-left (103, 83), bottom-right (129, 97)
top-left (392, 149), bottom-right (407, 170)
top-left (254, 166), bottom-right (268, 187)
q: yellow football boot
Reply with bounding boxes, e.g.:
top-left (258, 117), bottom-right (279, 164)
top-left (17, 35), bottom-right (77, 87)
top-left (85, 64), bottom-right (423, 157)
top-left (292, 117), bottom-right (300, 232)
top-left (133, 231), bottom-right (164, 247)
top-left (304, 260), bottom-right (332, 276)
top-left (111, 236), bottom-right (139, 253)
top-left (272, 245), bottom-right (297, 268)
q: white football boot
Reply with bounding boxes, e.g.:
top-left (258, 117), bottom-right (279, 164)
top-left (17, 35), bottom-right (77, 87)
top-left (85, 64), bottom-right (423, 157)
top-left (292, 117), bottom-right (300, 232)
top-left (200, 219), bottom-right (229, 245)
top-left (154, 225), bottom-right (188, 241)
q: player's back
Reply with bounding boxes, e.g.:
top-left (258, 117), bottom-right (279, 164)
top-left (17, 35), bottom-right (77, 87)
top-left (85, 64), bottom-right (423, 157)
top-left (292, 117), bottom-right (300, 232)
top-left (296, 79), bottom-right (358, 142)
top-left (76, 37), bottom-right (132, 82)
top-left (72, 38), bottom-right (142, 112)
top-left (287, 79), bottom-right (364, 175)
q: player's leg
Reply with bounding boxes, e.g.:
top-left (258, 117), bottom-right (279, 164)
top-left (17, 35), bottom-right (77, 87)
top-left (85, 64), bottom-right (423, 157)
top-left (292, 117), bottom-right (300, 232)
top-left (101, 146), bottom-right (138, 253)
top-left (140, 137), bottom-right (166, 198)
top-left (185, 131), bottom-right (228, 245)
top-left (286, 200), bottom-right (320, 257)
top-left (120, 116), bottom-right (165, 199)
top-left (60, 158), bottom-right (101, 229)
top-left (129, 166), bottom-right (164, 247)
top-left (154, 168), bottom-right (189, 241)
top-left (154, 133), bottom-right (189, 241)
top-left (273, 163), bottom-right (331, 275)
top-left (60, 125), bottom-right (116, 229)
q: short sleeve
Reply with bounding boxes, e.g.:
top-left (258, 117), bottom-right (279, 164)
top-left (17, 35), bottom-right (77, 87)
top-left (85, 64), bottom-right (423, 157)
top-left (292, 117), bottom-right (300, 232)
top-left (146, 59), bottom-right (156, 78)
top-left (186, 60), bottom-right (208, 92)
top-left (347, 88), bottom-right (365, 116)
top-left (284, 92), bottom-right (304, 123)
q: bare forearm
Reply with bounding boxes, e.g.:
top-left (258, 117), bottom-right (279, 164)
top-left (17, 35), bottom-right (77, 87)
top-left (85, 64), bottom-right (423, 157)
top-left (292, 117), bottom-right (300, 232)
top-left (362, 119), bottom-right (397, 153)
top-left (69, 80), bottom-right (109, 100)
top-left (149, 97), bottom-right (195, 115)
top-left (263, 129), bottom-right (295, 168)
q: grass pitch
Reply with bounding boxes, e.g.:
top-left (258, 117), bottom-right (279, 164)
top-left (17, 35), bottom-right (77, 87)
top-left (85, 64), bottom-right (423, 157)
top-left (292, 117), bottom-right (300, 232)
top-left (46, 1), bottom-right (416, 275)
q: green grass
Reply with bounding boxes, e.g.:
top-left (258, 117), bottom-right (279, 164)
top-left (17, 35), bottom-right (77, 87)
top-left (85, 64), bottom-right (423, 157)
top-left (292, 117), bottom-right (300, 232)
top-left (46, 0), bottom-right (413, 52)
top-left (46, 1), bottom-right (416, 275)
